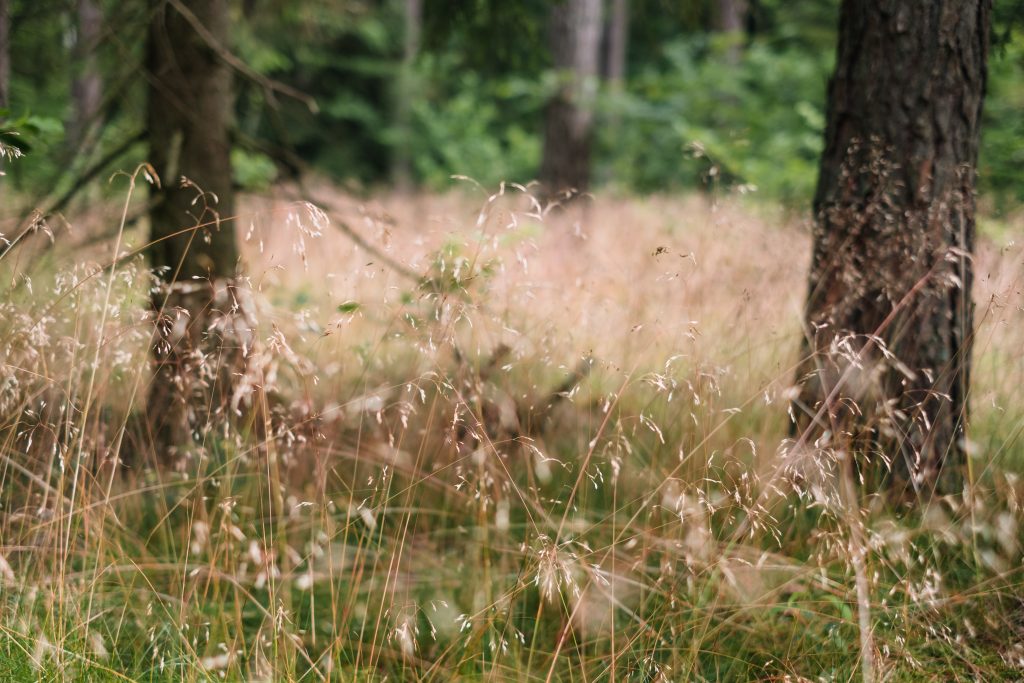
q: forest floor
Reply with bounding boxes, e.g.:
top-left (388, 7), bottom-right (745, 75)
top-left (2, 185), bottom-right (1024, 681)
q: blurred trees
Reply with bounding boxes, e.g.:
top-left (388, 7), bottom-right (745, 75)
top-left (715, 0), bottom-right (745, 33)
top-left (796, 0), bottom-right (991, 494)
top-left (67, 0), bottom-right (102, 151)
top-left (0, 0), bottom-right (8, 109)
top-left (605, 0), bottom-right (628, 87)
top-left (714, 0), bottom-right (746, 62)
top-left (0, 0), bottom-right (1022, 206)
top-left (392, 0), bottom-right (422, 189)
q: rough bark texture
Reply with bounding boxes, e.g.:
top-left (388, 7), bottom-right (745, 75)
top-left (539, 0), bottom-right (603, 200)
top-left (68, 0), bottom-right (103, 150)
top-left (797, 0), bottom-right (990, 495)
top-left (147, 0), bottom-right (247, 467)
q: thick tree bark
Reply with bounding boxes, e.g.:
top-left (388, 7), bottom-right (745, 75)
top-left (796, 0), bottom-right (990, 495)
top-left (539, 0), bottom-right (603, 200)
top-left (68, 0), bottom-right (103, 151)
top-left (146, 0), bottom-right (248, 467)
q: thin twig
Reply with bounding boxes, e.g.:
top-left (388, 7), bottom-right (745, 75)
top-left (2, 130), bottom-right (145, 263)
top-left (165, 0), bottom-right (318, 112)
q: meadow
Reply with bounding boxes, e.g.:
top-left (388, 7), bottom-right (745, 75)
top-left (1, 182), bottom-right (1023, 681)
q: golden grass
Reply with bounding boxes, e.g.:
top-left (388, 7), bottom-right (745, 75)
top-left (0, 184), bottom-right (1022, 680)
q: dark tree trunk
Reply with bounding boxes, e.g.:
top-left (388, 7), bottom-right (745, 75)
top-left (0, 0), bottom-right (9, 110)
top-left (539, 0), bottom-right (603, 200)
top-left (796, 0), bottom-right (991, 495)
top-left (146, 0), bottom-right (249, 467)
top-left (68, 0), bottom-right (103, 151)
top-left (148, 0), bottom-right (236, 279)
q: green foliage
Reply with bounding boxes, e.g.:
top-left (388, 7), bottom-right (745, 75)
top-left (748, 0), bottom-right (840, 51)
top-left (980, 34), bottom-right (1024, 211)
top-left (599, 37), bottom-right (831, 201)
top-left (422, 0), bottom-right (549, 75)
top-left (234, 1), bottom-right (402, 184)
top-left (4, 0), bottom-right (1024, 209)
top-left (231, 148), bottom-right (277, 191)
top-left (0, 111), bottom-right (64, 156)
top-left (408, 56), bottom-right (542, 189)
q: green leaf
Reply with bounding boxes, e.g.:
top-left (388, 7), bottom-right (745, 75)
top-left (337, 301), bottom-right (361, 314)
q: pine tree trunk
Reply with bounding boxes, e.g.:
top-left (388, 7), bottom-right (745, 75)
top-left (539, 0), bottom-right (603, 200)
top-left (796, 0), bottom-right (991, 495)
top-left (146, 0), bottom-right (248, 467)
top-left (68, 0), bottom-right (103, 151)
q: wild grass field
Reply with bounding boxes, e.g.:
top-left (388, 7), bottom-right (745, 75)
top-left (1, 183), bottom-right (1024, 681)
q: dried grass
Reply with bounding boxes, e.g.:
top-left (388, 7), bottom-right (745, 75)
top-left (0, 182), bottom-right (1022, 680)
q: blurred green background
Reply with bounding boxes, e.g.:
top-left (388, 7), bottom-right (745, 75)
top-left (3, 0), bottom-right (1023, 210)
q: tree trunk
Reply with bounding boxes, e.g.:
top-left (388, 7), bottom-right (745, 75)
top-left (539, 0), bottom-right (603, 201)
top-left (146, 0), bottom-right (248, 467)
top-left (68, 0), bottom-right (103, 151)
top-left (715, 0), bottom-right (746, 33)
top-left (392, 0), bottom-right (422, 191)
top-left (714, 0), bottom-right (746, 63)
top-left (605, 0), bottom-right (628, 87)
top-left (796, 0), bottom-right (991, 495)
top-left (0, 0), bottom-right (9, 110)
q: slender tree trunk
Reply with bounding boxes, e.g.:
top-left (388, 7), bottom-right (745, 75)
top-left (539, 0), bottom-right (603, 200)
top-left (714, 0), bottom-right (747, 63)
top-left (392, 0), bottom-right (421, 191)
top-left (0, 0), bottom-right (9, 111)
top-left (715, 0), bottom-right (746, 33)
top-left (68, 0), bottom-right (103, 151)
top-left (795, 0), bottom-right (991, 496)
top-left (146, 0), bottom-right (249, 467)
top-left (606, 0), bottom-right (628, 87)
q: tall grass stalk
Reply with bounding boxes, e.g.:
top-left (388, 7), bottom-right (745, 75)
top-left (0, 182), bottom-right (1022, 680)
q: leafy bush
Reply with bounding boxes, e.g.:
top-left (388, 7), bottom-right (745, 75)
top-left (599, 37), bottom-right (832, 203)
top-left (231, 148), bottom-right (278, 191)
top-left (980, 34), bottom-right (1024, 212)
top-left (409, 56), bottom-right (542, 189)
